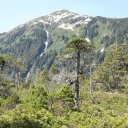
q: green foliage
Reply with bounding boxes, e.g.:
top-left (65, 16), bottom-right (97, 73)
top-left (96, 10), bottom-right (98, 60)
top-left (1, 12), bottom-right (128, 128)
top-left (66, 38), bottom-right (95, 53)
top-left (0, 56), bottom-right (5, 71)
top-left (0, 14), bottom-right (128, 75)
top-left (0, 83), bottom-right (128, 128)
top-left (1, 94), bottom-right (20, 109)
top-left (0, 106), bottom-right (63, 128)
top-left (0, 54), bottom-right (26, 72)
top-left (0, 97), bottom-right (4, 106)
top-left (55, 85), bottom-right (74, 109)
top-left (58, 90), bottom-right (128, 128)
top-left (49, 66), bottom-right (59, 75)
top-left (38, 69), bottom-right (50, 84)
top-left (65, 37), bottom-right (95, 110)
top-left (93, 44), bottom-right (128, 90)
top-left (38, 50), bottom-right (58, 69)
top-left (49, 29), bottom-right (76, 51)
top-left (21, 86), bottom-right (49, 109)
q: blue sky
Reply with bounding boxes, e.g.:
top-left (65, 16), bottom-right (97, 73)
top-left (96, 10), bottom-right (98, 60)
top-left (0, 0), bottom-right (128, 33)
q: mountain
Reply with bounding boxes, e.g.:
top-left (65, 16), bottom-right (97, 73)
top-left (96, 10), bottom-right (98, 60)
top-left (0, 10), bottom-right (128, 79)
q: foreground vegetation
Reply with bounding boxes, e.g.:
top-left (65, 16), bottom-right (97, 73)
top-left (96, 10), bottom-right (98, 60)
top-left (0, 40), bottom-right (128, 127)
top-left (0, 83), bottom-right (128, 128)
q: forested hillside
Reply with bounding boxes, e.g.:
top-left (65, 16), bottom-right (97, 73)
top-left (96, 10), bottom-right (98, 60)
top-left (0, 10), bottom-right (128, 128)
top-left (0, 10), bottom-right (128, 80)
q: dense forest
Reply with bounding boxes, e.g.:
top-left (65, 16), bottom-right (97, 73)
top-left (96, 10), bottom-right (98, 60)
top-left (0, 10), bottom-right (128, 128)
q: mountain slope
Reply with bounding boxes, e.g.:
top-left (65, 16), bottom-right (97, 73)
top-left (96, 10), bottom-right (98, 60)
top-left (0, 10), bottom-right (128, 78)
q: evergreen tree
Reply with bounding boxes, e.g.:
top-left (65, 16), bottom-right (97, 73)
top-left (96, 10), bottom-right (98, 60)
top-left (93, 44), bottom-right (128, 90)
top-left (66, 38), bottom-right (94, 110)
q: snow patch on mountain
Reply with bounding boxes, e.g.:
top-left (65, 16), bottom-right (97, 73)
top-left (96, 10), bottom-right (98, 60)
top-left (58, 23), bottom-right (74, 30)
top-left (100, 48), bottom-right (105, 53)
top-left (85, 37), bottom-right (91, 42)
top-left (44, 30), bottom-right (49, 51)
top-left (17, 24), bottom-right (24, 28)
top-left (83, 17), bottom-right (92, 24)
top-left (70, 15), bottom-right (80, 19)
top-left (104, 33), bottom-right (108, 37)
top-left (69, 14), bottom-right (92, 23)
top-left (40, 23), bottom-right (49, 57)
top-left (51, 12), bottom-right (72, 23)
top-left (48, 10), bottom-right (77, 23)
top-left (31, 19), bottom-right (50, 55)
top-left (48, 16), bottom-right (53, 22)
top-left (32, 19), bottom-right (50, 25)
top-left (58, 16), bottom-right (92, 30)
top-left (31, 10), bottom-right (92, 31)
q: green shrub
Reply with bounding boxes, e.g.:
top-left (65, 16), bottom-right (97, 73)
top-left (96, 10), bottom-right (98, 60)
top-left (55, 85), bottom-right (74, 109)
top-left (21, 86), bottom-right (49, 109)
top-left (0, 97), bottom-right (4, 106)
top-left (1, 94), bottom-right (20, 110)
top-left (0, 105), bottom-right (62, 128)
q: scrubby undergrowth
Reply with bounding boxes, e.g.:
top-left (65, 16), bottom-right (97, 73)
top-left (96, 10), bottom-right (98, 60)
top-left (0, 83), bottom-right (128, 128)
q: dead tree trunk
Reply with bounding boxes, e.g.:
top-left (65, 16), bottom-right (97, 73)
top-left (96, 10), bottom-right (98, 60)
top-left (74, 52), bottom-right (80, 110)
top-left (90, 65), bottom-right (95, 104)
top-left (15, 70), bottom-right (20, 89)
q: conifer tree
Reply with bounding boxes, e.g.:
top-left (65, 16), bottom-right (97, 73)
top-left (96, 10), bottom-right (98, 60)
top-left (66, 38), bottom-right (95, 110)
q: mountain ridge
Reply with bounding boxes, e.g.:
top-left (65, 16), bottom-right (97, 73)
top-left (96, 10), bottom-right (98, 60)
top-left (0, 10), bottom-right (128, 80)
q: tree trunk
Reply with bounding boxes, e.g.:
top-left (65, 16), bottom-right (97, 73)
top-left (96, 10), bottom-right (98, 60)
top-left (74, 52), bottom-right (80, 110)
top-left (90, 65), bottom-right (95, 104)
top-left (15, 71), bottom-right (20, 89)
